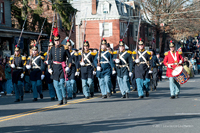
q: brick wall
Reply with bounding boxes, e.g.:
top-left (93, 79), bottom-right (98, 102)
top-left (76, 19), bottom-right (121, 50)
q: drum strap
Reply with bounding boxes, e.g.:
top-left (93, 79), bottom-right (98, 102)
top-left (170, 51), bottom-right (177, 61)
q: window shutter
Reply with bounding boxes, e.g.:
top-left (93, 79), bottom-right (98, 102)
top-left (99, 23), bottom-right (102, 36)
top-left (109, 22), bottom-right (112, 37)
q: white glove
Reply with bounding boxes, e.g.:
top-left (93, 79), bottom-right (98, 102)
top-left (179, 60), bottom-right (182, 64)
top-left (65, 67), bottom-right (70, 73)
top-left (112, 70), bottom-right (116, 75)
top-left (75, 72), bottom-right (80, 76)
top-left (11, 64), bottom-right (15, 68)
top-left (80, 62), bottom-right (85, 66)
top-left (21, 73), bottom-right (24, 78)
top-left (129, 72), bottom-right (132, 77)
top-left (160, 62), bottom-right (162, 65)
top-left (115, 59), bottom-right (120, 64)
top-left (149, 70), bottom-right (153, 74)
top-left (135, 59), bottom-right (140, 63)
top-left (97, 66), bottom-right (101, 71)
top-left (93, 71), bottom-right (96, 75)
top-left (26, 65), bottom-right (31, 70)
top-left (45, 61), bottom-right (48, 64)
top-left (48, 69), bottom-right (53, 74)
top-left (168, 64), bottom-right (172, 68)
top-left (41, 75), bottom-right (45, 80)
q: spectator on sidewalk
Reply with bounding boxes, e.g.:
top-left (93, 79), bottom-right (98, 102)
top-left (0, 58), bottom-right (6, 96)
top-left (5, 57), bottom-right (13, 95)
top-left (190, 57), bottom-right (197, 74)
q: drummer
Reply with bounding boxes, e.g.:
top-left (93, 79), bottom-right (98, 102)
top-left (163, 40), bottom-right (183, 99)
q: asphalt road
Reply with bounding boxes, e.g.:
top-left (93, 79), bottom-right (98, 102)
top-left (1, 75), bottom-right (200, 133)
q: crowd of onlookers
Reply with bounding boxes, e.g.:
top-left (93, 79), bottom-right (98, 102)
top-left (0, 55), bottom-right (13, 97)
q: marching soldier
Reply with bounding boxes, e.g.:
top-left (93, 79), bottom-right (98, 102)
top-left (107, 43), bottom-right (117, 93)
top-left (149, 49), bottom-right (159, 91)
top-left (113, 39), bottom-right (133, 98)
top-left (133, 39), bottom-right (152, 99)
top-left (78, 40), bottom-right (97, 99)
top-left (44, 41), bottom-right (56, 101)
top-left (94, 39), bottom-right (116, 99)
top-left (10, 45), bottom-right (26, 102)
top-left (48, 28), bottom-right (71, 105)
top-left (163, 40), bottom-right (183, 99)
top-left (26, 44), bottom-right (45, 101)
top-left (157, 54), bottom-right (164, 81)
top-left (66, 40), bottom-right (79, 99)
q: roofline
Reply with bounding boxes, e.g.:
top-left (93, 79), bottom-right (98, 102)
top-left (0, 29), bottom-right (48, 36)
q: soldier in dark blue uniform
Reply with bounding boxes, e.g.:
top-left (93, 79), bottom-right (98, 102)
top-left (149, 49), bottom-right (159, 91)
top-left (26, 44), bottom-right (45, 101)
top-left (9, 45), bottom-right (26, 102)
top-left (94, 39), bottom-right (116, 99)
top-left (44, 41), bottom-right (56, 101)
top-left (157, 54), bottom-right (163, 81)
top-left (78, 40), bottom-right (97, 99)
top-left (107, 43), bottom-right (117, 94)
top-left (48, 28), bottom-right (71, 105)
top-left (66, 40), bottom-right (79, 99)
top-left (132, 39), bottom-right (152, 99)
top-left (113, 39), bottom-right (133, 98)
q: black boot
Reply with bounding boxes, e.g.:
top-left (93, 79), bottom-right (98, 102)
top-left (146, 92), bottom-right (149, 97)
top-left (57, 100), bottom-right (63, 105)
top-left (176, 95), bottom-right (179, 98)
top-left (107, 93), bottom-right (111, 98)
top-left (73, 93), bottom-right (76, 98)
top-left (67, 97), bottom-right (72, 100)
top-left (40, 94), bottom-right (43, 99)
top-left (126, 93), bottom-right (129, 98)
top-left (154, 86), bottom-right (157, 91)
top-left (32, 98), bottom-right (38, 102)
top-left (138, 96), bottom-right (144, 99)
top-left (113, 89), bottom-right (116, 93)
top-left (90, 92), bottom-right (94, 98)
top-left (51, 97), bottom-right (55, 101)
top-left (63, 97), bottom-right (67, 104)
top-left (21, 96), bottom-right (23, 101)
top-left (121, 95), bottom-right (126, 99)
top-left (14, 99), bottom-right (20, 102)
top-left (170, 95), bottom-right (175, 99)
top-left (102, 95), bottom-right (107, 99)
top-left (85, 96), bottom-right (90, 99)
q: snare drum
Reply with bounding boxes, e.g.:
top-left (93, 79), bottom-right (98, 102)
top-left (172, 66), bottom-right (189, 84)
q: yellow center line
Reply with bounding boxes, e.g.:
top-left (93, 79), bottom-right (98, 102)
top-left (0, 95), bottom-right (102, 122)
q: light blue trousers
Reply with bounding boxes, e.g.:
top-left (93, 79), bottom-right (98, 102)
top-left (117, 75), bottom-right (130, 95)
top-left (169, 77), bottom-right (180, 96)
top-left (98, 75), bottom-right (111, 96)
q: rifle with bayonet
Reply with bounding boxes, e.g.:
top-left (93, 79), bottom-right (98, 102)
top-left (30, 17), bottom-right (47, 66)
top-left (97, 14), bottom-right (106, 67)
top-left (136, 12), bottom-right (141, 60)
top-left (47, 10), bottom-right (56, 62)
top-left (117, 18), bottom-right (130, 59)
top-left (81, 8), bottom-right (88, 62)
top-left (13, 15), bottom-right (28, 65)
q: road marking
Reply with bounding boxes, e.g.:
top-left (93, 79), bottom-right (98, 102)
top-left (0, 96), bottom-right (101, 122)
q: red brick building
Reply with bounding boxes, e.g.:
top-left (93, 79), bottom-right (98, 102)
top-left (72, 0), bottom-right (141, 50)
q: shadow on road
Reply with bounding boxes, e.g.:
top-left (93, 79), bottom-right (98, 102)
top-left (1, 114), bottom-right (200, 133)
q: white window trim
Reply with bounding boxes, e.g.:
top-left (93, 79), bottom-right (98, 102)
top-left (99, 22), bottom-right (113, 37)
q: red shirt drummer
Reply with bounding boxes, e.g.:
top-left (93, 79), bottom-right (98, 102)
top-left (163, 45), bottom-right (183, 77)
top-left (163, 40), bottom-right (184, 99)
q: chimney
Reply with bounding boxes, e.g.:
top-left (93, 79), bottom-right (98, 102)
top-left (92, 0), bottom-right (97, 15)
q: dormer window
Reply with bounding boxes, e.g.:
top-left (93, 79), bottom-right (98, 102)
top-left (103, 1), bottom-right (109, 14)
